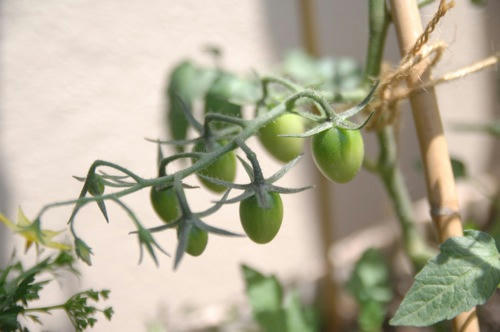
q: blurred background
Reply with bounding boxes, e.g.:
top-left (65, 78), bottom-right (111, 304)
top-left (1, 0), bottom-right (498, 331)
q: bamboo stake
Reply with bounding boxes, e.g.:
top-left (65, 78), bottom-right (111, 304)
top-left (298, 1), bottom-right (340, 330)
top-left (389, 1), bottom-right (479, 331)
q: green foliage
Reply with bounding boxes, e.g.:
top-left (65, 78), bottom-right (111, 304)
top-left (390, 230), bottom-right (500, 327)
top-left (0, 250), bottom-right (112, 331)
top-left (347, 248), bottom-right (392, 332)
top-left (166, 60), bottom-right (217, 150)
top-left (204, 72), bottom-right (259, 128)
top-left (450, 157), bottom-right (468, 180)
top-left (241, 264), bottom-right (319, 332)
top-left (282, 50), bottom-right (362, 94)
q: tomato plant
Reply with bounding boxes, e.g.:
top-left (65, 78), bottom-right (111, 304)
top-left (2, 0), bottom-right (498, 331)
top-left (192, 140), bottom-right (237, 193)
top-left (311, 127), bottom-right (364, 183)
top-left (239, 192), bottom-right (283, 244)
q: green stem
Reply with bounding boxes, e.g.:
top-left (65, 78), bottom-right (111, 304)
top-left (364, 0), bottom-right (434, 269)
top-left (376, 129), bottom-right (435, 268)
top-left (365, 0), bottom-right (389, 81)
top-left (24, 304), bottom-right (65, 313)
top-left (36, 88), bottom-right (332, 224)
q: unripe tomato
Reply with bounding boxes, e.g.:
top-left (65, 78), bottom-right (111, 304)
top-left (311, 127), bottom-right (364, 183)
top-left (150, 186), bottom-right (181, 224)
top-left (239, 192), bottom-right (283, 244)
top-left (177, 225), bottom-right (208, 256)
top-left (88, 175), bottom-right (105, 196)
top-left (192, 141), bottom-right (237, 193)
top-left (258, 113), bottom-right (305, 163)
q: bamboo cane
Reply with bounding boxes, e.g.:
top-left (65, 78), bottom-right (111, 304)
top-left (298, 1), bottom-right (340, 330)
top-left (388, 0), bottom-right (480, 331)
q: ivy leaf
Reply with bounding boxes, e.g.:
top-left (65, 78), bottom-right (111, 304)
top-left (390, 230), bottom-right (500, 327)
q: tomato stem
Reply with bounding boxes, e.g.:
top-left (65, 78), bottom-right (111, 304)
top-left (363, 0), bottom-right (434, 270)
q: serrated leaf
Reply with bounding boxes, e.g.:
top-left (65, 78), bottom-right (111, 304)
top-left (390, 230), bottom-right (500, 327)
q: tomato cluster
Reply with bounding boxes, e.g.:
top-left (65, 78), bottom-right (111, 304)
top-left (158, 63), bottom-right (367, 257)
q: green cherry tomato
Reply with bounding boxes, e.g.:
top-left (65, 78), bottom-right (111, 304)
top-left (177, 225), bottom-right (208, 256)
top-left (88, 175), bottom-right (105, 196)
top-left (150, 186), bottom-right (181, 224)
top-left (311, 127), bottom-right (364, 183)
top-left (239, 192), bottom-right (283, 244)
top-left (258, 113), bottom-right (305, 163)
top-left (192, 141), bottom-right (237, 193)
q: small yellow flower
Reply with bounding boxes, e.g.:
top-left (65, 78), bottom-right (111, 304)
top-left (0, 208), bottom-right (71, 251)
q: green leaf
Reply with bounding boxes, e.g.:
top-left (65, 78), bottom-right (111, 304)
top-left (284, 291), bottom-right (317, 332)
top-left (450, 157), bottom-right (467, 180)
top-left (204, 73), bottom-right (258, 129)
top-left (167, 61), bottom-right (216, 150)
top-left (390, 230), bottom-right (500, 327)
top-left (282, 50), bottom-right (335, 86)
top-left (347, 248), bottom-right (391, 332)
top-left (281, 50), bottom-right (362, 98)
top-left (347, 248), bottom-right (392, 304)
top-left (358, 300), bottom-right (385, 332)
top-left (241, 264), bottom-right (286, 332)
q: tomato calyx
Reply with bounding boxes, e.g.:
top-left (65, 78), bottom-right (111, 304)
top-left (198, 141), bottom-right (312, 209)
top-left (275, 81), bottom-right (379, 140)
top-left (142, 177), bottom-right (242, 269)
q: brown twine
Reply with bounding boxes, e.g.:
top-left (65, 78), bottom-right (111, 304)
top-left (364, 0), bottom-right (499, 131)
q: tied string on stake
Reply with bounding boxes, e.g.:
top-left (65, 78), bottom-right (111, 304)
top-left (364, 0), bottom-right (499, 131)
